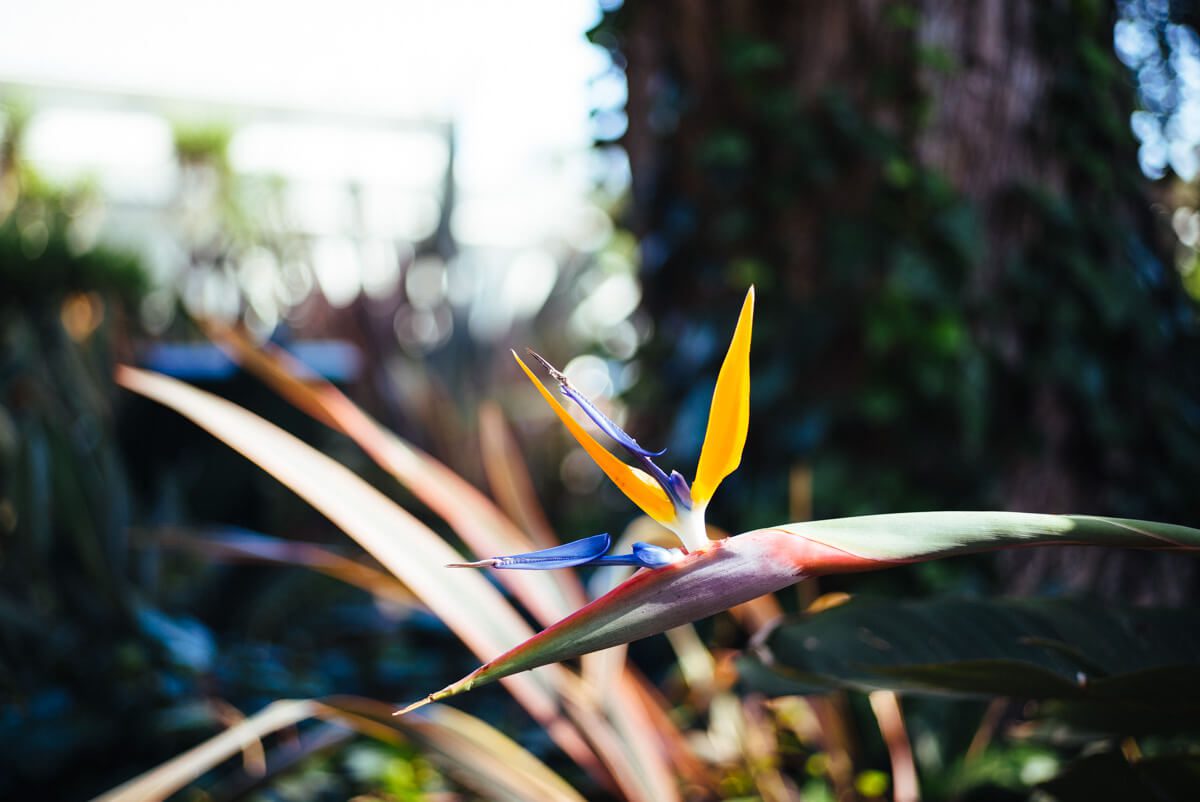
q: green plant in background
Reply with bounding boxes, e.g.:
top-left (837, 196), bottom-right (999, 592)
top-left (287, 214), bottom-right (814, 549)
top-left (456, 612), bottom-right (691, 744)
top-left (171, 122), bottom-right (233, 170)
top-left (0, 102), bottom-right (145, 300)
top-left (109, 292), bottom-right (1200, 801)
top-left (168, 119), bottom-right (278, 262)
top-left (0, 100), bottom-right (160, 797)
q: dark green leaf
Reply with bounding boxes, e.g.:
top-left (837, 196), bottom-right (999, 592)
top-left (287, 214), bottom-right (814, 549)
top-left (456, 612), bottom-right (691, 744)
top-left (740, 596), bottom-right (1200, 730)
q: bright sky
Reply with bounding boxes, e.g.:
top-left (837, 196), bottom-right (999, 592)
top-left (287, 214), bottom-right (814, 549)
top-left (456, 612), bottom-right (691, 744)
top-left (0, 0), bottom-right (613, 198)
top-left (0, 0), bottom-right (630, 332)
top-left (0, 0), bottom-right (603, 121)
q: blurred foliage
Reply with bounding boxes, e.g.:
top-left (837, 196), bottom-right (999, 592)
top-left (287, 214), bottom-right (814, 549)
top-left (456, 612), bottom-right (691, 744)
top-left (0, 195), bottom-right (146, 302)
top-left (172, 121), bottom-right (233, 169)
top-left (0, 105), bottom-right (146, 301)
top-left (0, 115), bottom-right (473, 800)
top-left (0, 88), bottom-right (656, 801)
top-left (0, 164), bottom-right (152, 796)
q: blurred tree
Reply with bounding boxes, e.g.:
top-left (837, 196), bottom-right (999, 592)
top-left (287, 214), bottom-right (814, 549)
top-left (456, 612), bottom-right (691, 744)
top-left (595, 0), bottom-right (1200, 600)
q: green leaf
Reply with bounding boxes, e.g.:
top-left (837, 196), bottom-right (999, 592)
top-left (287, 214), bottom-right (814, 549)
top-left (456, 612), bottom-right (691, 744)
top-left (739, 596), bottom-right (1200, 730)
top-left (775, 511), bottom-right (1200, 562)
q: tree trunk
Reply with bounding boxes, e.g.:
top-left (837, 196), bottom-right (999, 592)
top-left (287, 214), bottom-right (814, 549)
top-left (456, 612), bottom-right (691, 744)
top-left (599, 0), bottom-right (1200, 601)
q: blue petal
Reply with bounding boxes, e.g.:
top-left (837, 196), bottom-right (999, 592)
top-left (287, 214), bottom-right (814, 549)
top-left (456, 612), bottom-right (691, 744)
top-left (528, 350), bottom-right (666, 458)
top-left (593, 542), bottom-right (684, 569)
top-left (667, 470), bottom-right (693, 509)
top-left (632, 541), bottom-right (685, 567)
top-left (558, 384), bottom-right (668, 458)
top-left (447, 532), bottom-right (611, 570)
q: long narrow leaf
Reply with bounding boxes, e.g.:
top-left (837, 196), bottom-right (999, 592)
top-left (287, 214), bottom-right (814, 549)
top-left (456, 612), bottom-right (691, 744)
top-left (625, 673), bottom-right (715, 788)
top-left (775, 511), bottom-right (1200, 561)
top-left (155, 528), bottom-right (423, 612)
top-left (115, 367), bottom-right (599, 776)
top-left (94, 699), bottom-right (319, 802)
top-left (322, 697), bottom-right (588, 802)
top-left (207, 325), bottom-right (586, 623)
top-left (95, 697), bottom-right (585, 802)
top-left (598, 671), bottom-right (685, 802)
top-left (403, 513), bottom-right (1200, 708)
top-left (206, 333), bottom-right (684, 798)
top-left (868, 691), bottom-right (919, 802)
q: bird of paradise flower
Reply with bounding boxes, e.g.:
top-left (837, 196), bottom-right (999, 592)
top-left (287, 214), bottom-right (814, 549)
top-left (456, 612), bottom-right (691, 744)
top-left (452, 286), bottom-right (754, 569)
top-left (109, 284), bottom-right (1200, 725)
top-left (401, 286), bottom-right (1200, 713)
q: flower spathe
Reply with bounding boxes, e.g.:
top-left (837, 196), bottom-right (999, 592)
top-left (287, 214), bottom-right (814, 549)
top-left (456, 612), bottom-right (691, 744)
top-left (454, 287), bottom-right (754, 569)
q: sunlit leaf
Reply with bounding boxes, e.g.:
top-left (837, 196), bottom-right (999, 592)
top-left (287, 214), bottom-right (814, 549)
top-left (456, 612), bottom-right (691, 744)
top-left (775, 510), bottom-right (1200, 561)
top-left (323, 697), bottom-right (588, 802)
top-left (867, 691), bottom-right (918, 802)
top-left (623, 672), bottom-right (715, 789)
top-left (95, 699), bottom-right (318, 802)
top-left (115, 367), bottom-right (598, 774)
top-left (95, 697), bottom-right (585, 802)
top-left (156, 527), bottom-right (422, 612)
top-left (208, 325), bottom-right (587, 624)
top-left (119, 366), bottom-right (682, 802)
top-left (200, 336), bottom-right (685, 798)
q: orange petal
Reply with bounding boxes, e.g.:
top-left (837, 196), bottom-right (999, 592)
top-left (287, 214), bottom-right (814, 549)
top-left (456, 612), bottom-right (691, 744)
top-left (691, 286), bottom-right (754, 505)
top-left (513, 352), bottom-right (675, 524)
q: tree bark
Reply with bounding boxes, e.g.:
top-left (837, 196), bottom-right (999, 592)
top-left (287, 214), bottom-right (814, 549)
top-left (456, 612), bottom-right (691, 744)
top-left (603, 0), bottom-right (1200, 600)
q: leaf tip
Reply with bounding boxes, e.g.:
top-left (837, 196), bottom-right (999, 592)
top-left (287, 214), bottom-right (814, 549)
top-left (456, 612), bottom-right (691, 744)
top-left (114, 363), bottom-right (140, 387)
top-left (394, 696), bottom-right (433, 716)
